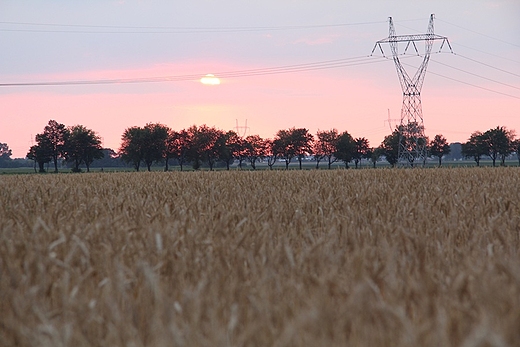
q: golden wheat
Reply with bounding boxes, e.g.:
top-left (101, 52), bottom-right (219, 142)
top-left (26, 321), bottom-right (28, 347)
top-left (1, 168), bottom-right (519, 346)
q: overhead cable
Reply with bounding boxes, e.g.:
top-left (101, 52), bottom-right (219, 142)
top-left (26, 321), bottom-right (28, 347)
top-left (0, 55), bottom-right (390, 87)
top-left (430, 58), bottom-right (520, 90)
top-left (400, 61), bottom-right (520, 100)
top-left (0, 19), bottom-right (388, 34)
top-left (436, 18), bottom-right (520, 48)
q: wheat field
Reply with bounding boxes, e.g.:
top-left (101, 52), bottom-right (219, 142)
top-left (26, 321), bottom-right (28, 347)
top-left (1, 168), bottom-right (519, 346)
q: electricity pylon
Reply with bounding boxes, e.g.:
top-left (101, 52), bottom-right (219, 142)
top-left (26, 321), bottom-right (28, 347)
top-left (235, 119), bottom-right (250, 137)
top-left (372, 14), bottom-right (451, 166)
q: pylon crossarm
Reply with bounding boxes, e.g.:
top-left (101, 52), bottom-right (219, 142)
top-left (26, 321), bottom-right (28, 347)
top-left (376, 34), bottom-right (448, 44)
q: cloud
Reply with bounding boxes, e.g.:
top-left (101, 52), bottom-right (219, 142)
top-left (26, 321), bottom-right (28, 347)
top-left (293, 33), bottom-right (342, 46)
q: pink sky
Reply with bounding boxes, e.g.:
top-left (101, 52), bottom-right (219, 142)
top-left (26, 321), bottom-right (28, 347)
top-left (0, 1), bottom-right (519, 158)
top-left (2, 58), bottom-right (518, 158)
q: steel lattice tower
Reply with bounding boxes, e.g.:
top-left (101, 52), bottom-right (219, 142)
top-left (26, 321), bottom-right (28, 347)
top-left (372, 14), bottom-right (451, 166)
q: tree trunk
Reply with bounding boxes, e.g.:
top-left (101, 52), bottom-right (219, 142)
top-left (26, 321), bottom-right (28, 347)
top-left (438, 156), bottom-right (442, 167)
top-left (164, 158), bottom-right (169, 171)
top-left (53, 156), bottom-right (58, 173)
top-left (285, 161), bottom-right (289, 170)
top-left (38, 161), bottom-right (45, 173)
top-left (299, 158), bottom-right (303, 170)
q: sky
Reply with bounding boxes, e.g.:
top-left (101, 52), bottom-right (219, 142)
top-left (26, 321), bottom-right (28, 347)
top-left (1, 0), bottom-right (519, 158)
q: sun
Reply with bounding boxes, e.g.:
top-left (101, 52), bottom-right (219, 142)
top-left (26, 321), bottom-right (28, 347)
top-left (200, 74), bottom-right (221, 85)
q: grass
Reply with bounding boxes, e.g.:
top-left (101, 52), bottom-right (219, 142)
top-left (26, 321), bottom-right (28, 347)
top-left (1, 168), bottom-right (519, 346)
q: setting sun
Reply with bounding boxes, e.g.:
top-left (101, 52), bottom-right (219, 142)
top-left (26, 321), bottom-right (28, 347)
top-left (200, 74), bottom-right (221, 85)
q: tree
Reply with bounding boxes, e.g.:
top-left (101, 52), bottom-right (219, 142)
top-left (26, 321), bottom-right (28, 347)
top-left (27, 134), bottom-right (53, 173)
top-left (353, 137), bottom-right (370, 169)
top-left (397, 122), bottom-right (428, 167)
top-left (367, 147), bottom-right (384, 168)
top-left (0, 142), bottom-right (12, 166)
top-left (164, 128), bottom-right (177, 171)
top-left (167, 129), bottom-right (192, 171)
top-left (243, 135), bottom-right (268, 170)
top-left (141, 123), bottom-right (169, 171)
top-left (461, 131), bottom-right (487, 167)
top-left (218, 131), bottom-right (243, 170)
top-left (64, 125), bottom-right (104, 172)
top-left (429, 134), bottom-right (451, 167)
top-left (513, 139), bottom-right (520, 166)
top-left (120, 126), bottom-right (146, 171)
top-left (271, 127), bottom-right (313, 170)
top-left (265, 139), bottom-right (278, 170)
top-left (292, 128), bottom-right (313, 170)
top-left (335, 131), bottom-right (355, 168)
top-left (42, 120), bottom-right (69, 173)
top-left (273, 129), bottom-right (296, 170)
top-left (313, 129), bottom-right (339, 169)
top-left (187, 125), bottom-right (223, 170)
top-left (482, 126), bottom-right (515, 166)
top-left (381, 129), bottom-right (400, 167)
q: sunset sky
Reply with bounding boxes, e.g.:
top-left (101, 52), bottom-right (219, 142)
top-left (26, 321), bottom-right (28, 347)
top-left (1, 0), bottom-right (519, 158)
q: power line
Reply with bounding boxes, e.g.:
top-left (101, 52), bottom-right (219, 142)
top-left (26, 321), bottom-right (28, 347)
top-left (436, 18), bottom-right (520, 48)
top-left (400, 61), bottom-right (520, 100)
top-left (451, 43), bottom-right (520, 64)
top-left (0, 20), bottom-right (388, 34)
top-left (430, 58), bottom-right (520, 90)
top-left (454, 53), bottom-right (520, 78)
top-left (0, 55), bottom-right (390, 87)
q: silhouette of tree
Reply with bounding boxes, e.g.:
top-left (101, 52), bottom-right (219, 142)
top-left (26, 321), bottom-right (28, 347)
top-left (462, 131), bottom-right (487, 166)
top-left (187, 125), bottom-right (223, 170)
top-left (0, 142), bottom-right (12, 165)
top-left (120, 127), bottom-right (145, 171)
top-left (335, 131), bottom-right (355, 168)
top-left (215, 130), bottom-right (242, 170)
top-left (482, 126), bottom-right (515, 166)
top-left (165, 129), bottom-right (192, 171)
top-left (513, 139), bottom-right (520, 166)
top-left (272, 127), bottom-right (312, 170)
top-left (264, 139), bottom-right (278, 170)
top-left (381, 129), bottom-right (400, 167)
top-left (429, 134), bottom-right (451, 167)
top-left (27, 135), bottom-right (53, 173)
top-left (273, 129), bottom-right (296, 170)
top-left (313, 129), bottom-right (339, 169)
top-left (292, 128), bottom-right (313, 170)
top-left (41, 120), bottom-right (69, 173)
top-left (353, 137), bottom-right (370, 169)
top-left (367, 147), bottom-right (384, 168)
top-left (397, 122), bottom-right (428, 167)
top-left (243, 135), bottom-right (268, 170)
top-left (140, 123), bottom-right (169, 171)
top-left (65, 125), bottom-right (104, 172)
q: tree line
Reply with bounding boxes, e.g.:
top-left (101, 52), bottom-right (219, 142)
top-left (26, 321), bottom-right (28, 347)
top-left (6, 120), bottom-right (520, 172)
top-left (26, 120), bottom-right (103, 172)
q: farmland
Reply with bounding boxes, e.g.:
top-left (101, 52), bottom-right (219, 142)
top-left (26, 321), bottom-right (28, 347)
top-left (1, 168), bottom-right (519, 346)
